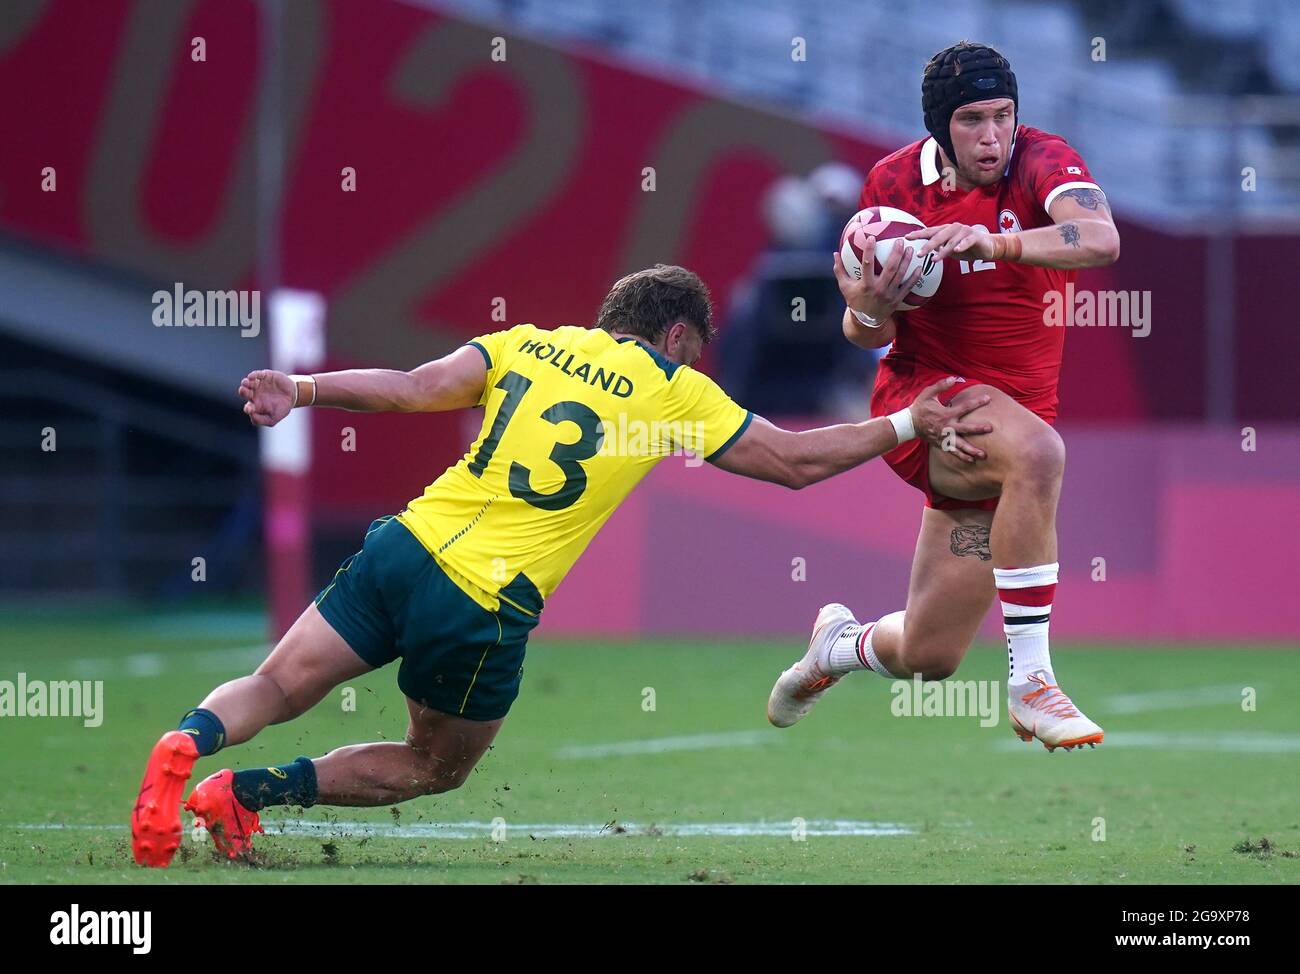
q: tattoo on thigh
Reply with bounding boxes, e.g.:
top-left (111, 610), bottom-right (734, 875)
top-left (950, 524), bottom-right (991, 560)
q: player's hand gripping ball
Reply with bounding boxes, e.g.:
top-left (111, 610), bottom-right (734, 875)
top-left (839, 206), bottom-right (944, 309)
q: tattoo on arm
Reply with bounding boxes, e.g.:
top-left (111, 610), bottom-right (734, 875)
top-left (1057, 222), bottom-right (1081, 248)
top-left (950, 524), bottom-right (991, 561)
top-left (1058, 187), bottom-right (1110, 213)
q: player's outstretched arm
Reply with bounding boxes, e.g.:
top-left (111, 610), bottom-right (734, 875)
top-left (237, 345), bottom-right (487, 427)
top-left (710, 377), bottom-right (992, 489)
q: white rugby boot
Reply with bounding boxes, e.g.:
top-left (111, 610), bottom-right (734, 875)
top-left (766, 603), bottom-right (856, 728)
top-left (1007, 671), bottom-right (1104, 751)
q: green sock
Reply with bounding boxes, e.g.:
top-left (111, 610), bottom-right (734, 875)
top-left (231, 757), bottom-right (318, 811)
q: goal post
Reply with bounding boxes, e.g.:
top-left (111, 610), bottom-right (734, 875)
top-left (260, 288), bottom-right (326, 640)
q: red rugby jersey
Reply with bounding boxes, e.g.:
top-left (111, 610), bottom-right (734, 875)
top-left (861, 125), bottom-right (1101, 422)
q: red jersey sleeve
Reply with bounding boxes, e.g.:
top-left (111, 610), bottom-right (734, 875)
top-left (1016, 136), bottom-right (1101, 216)
top-left (858, 166), bottom-right (881, 209)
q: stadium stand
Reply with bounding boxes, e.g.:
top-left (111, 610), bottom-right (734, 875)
top-left (432, 0), bottom-right (1300, 217)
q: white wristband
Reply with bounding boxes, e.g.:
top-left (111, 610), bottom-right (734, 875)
top-left (289, 374), bottom-right (316, 408)
top-left (851, 307), bottom-right (884, 329)
top-left (887, 408), bottom-right (915, 444)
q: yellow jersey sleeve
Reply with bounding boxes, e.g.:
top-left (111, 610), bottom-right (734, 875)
top-left (465, 324), bottom-right (532, 407)
top-left (665, 365), bottom-right (753, 463)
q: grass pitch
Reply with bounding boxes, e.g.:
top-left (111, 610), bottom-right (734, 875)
top-left (1, 610), bottom-right (1297, 884)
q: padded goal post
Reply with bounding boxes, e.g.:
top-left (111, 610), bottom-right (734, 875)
top-left (260, 289), bottom-right (326, 640)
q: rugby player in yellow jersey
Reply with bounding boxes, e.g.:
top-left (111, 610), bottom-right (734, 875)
top-left (130, 264), bottom-right (991, 866)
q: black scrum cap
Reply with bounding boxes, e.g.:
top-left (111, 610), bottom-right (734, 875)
top-left (922, 42), bottom-right (1018, 162)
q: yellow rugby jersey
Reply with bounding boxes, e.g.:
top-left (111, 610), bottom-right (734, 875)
top-left (397, 324), bottom-right (752, 614)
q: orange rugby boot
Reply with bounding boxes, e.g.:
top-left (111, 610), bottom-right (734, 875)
top-left (185, 768), bottom-right (264, 859)
top-left (131, 730), bottom-right (200, 867)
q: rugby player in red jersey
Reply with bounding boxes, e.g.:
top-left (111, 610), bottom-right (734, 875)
top-left (768, 42), bottom-right (1119, 750)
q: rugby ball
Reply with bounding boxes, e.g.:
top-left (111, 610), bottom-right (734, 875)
top-left (839, 205), bottom-right (943, 310)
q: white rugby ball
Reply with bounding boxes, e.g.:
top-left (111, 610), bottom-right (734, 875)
top-left (839, 205), bottom-right (943, 309)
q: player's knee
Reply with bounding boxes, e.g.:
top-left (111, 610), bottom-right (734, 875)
top-left (1013, 425), bottom-right (1065, 484)
top-left (407, 746), bottom-right (475, 796)
top-left (260, 670), bottom-right (316, 720)
top-left (915, 660), bottom-right (959, 681)
top-left (899, 645), bottom-right (961, 681)
top-left (245, 668), bottom-right (298, 721)
top-left (419, 763), bottom-right (471, 796)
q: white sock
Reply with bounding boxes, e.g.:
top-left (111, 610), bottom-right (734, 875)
top-left (995, 563), bottom-right (1057, 686)
top-left (826, 618), bottom-right (898, 677)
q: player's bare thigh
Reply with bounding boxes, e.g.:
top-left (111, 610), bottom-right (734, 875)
top-left (895, 507), bottom-right (997, 679)
top-left (926, 384), bottom-right (1064, 501)
top-left (255, 603), bottom-right (376, 719)
top-left (404, 697), bottom-right (503, 791)
top-left (200, 602), bottom-right (376, 746)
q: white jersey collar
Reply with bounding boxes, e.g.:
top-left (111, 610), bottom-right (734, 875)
top-left (920, 137), bottom-right (941, 186)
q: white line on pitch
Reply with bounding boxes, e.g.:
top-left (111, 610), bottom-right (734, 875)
top-left (554, 730), bottom-right (780, 759)
top-left (7, 819), bottom-right (914, 838)
top-left (62, 645), bottom-right (269, 678)
top-left (996, 731), bottom-right (1300, 753)
top-left (1101, 684), bottom-right (1255, 714)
